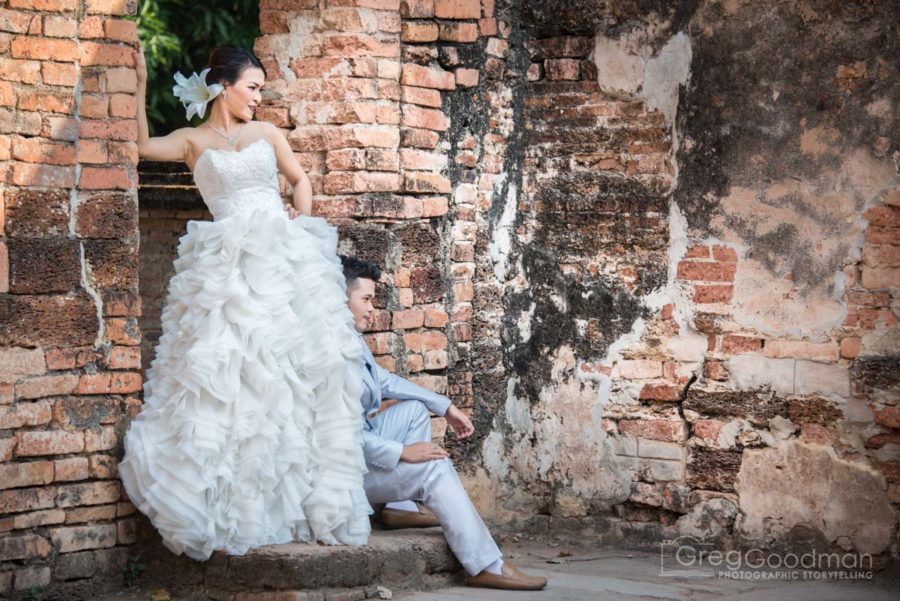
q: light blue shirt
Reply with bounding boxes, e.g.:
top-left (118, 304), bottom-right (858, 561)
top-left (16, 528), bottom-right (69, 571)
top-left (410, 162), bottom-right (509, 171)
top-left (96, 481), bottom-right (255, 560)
top-left (358, 334), bottom-right (451, 471)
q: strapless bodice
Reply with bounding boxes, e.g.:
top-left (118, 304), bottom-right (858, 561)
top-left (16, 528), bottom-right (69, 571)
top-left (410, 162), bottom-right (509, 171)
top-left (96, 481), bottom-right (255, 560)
top-left (192, 138), bottom-right (283, 220)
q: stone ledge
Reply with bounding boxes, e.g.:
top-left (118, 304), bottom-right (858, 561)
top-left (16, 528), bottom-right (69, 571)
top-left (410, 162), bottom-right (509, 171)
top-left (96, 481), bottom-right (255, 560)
top-left (134, 529), bottom-right (462, 599)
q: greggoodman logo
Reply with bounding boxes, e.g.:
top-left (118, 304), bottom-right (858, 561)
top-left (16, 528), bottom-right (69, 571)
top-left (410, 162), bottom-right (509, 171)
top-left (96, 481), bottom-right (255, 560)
top-left (659, 536), bottom-right (874, 581)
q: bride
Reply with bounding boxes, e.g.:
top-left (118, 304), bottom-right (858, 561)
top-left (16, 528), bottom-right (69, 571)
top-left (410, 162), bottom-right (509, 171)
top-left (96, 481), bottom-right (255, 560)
top-left (118, 43), bottom-right (371, 560)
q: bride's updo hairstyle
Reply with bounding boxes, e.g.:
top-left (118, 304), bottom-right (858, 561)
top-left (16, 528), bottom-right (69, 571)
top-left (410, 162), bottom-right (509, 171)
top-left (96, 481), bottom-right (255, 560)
top-left (205, 44), bottom-right (267, 88)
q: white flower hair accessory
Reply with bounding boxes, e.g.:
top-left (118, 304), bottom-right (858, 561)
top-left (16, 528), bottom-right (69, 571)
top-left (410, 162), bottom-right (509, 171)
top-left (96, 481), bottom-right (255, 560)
top-left (172, 68), bottom-right (224, 121)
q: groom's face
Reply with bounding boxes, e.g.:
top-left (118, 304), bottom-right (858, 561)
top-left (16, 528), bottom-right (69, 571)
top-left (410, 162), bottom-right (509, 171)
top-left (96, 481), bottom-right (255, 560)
top-left (347, 278), bottom-right (376, 332)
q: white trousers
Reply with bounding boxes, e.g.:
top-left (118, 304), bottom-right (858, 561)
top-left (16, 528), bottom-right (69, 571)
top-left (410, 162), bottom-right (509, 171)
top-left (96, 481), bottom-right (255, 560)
top-left (364, 400), bottom-right (502, 575)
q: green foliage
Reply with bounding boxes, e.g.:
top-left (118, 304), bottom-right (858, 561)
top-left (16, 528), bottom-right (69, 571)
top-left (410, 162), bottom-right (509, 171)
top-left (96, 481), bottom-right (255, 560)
top-left (131, 0), bottom-right (261, 135)
top-left (123, 554), bottom-right (146, 587)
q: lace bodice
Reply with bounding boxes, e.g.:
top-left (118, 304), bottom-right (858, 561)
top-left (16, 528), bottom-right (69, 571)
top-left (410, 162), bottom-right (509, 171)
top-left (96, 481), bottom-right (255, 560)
top-left (193, 138), bottom-right (283, 220)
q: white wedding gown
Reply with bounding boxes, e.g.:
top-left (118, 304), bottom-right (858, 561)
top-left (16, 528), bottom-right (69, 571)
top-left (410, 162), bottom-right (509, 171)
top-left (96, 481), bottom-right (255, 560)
top-left (120, 137), bottom-right (371, 560)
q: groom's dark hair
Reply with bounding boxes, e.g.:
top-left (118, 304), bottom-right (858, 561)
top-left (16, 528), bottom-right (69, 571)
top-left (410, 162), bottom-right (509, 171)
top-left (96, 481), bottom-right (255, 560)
top-left (340, 255), bottom-right (382, 289)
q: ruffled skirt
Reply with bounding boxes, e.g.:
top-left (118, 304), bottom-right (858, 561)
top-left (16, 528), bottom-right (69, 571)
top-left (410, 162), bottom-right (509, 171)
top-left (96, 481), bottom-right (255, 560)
top-left (119, 210), bottom-right (371, 560)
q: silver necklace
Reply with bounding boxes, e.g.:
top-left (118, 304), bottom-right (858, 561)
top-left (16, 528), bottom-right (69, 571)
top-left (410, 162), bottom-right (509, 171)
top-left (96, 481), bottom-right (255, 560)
top-left (206, 121), bottom-right (244, 146)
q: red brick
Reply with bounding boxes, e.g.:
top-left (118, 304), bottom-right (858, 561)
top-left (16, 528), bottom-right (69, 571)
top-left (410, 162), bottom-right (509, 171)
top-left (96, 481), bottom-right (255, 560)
top-left (11, 162), bottom-right (76, 188)
top-left (404, 172), bottom-right (451, 193)
top-left (11, 36), bottom-right (78, 61)
top-left (401, 127), bottom-right (440, 149)
top-left (45, 347), bottom-right (101, 371)
top-left (455, 68), bottom-right (479, 87)
top-left (80, 166), bottom-right (135, 190)
top-left (479, 17), bottom-right (498, 36)
top-left (703, 360), bottom-right (729, 381)
top-left (57, 481), bottom-right (120, 508)
top-left (402, 21), bottom-right (438, 42)
top-left (545, 58), bottom-right (580, 80)
top-left (49, 524), bottom-right (117, 553)
top-left (618, 419), bottom-right (685, 442)
top-left (0, 533), bottom-right (52, 561)
top-left (65, 504), bottom-right (117, 524)
top-left (401, 85), bottom-right (442, 108)
top-left (15, 375), bottom-right (79, 400)
top-left (12, 509), bottom-right (65, 530)
top-left (12, 138), bottom-right (76, 165)
top-left (864, 206), bottom-right (900, 227)
top-left (721, 335), bottom-right (763, 354)
top-left (107, 140), bottom-right (139, 164)
top-left (875, 407), bottom-right (900, 429)
top-left (0, 461), bottom-right (54, 490)
top-left (104, 18), bottom-right (138, 42)
top-left (422, 196), bottom-right (449, 217)
top-left (78, 15), bottom-right (104, 38)
top-left (101, 67), bottom-right (137, 93)
top-left (639, 383), bottom-right (681, 402)
top-left (439, 22), bottom-right (478, 42)
top-left (0, 438), bottom-right (16, 462)
top-left (693, 284), bottom-right (733, 304)
top-left (684, 245), bottom-right (710, 258)
top-left (42, 15), bottom-right (77, 38)
top-left (866, 431), bottom-right (900, 449)
top-left (401, 64), bottom-right (455, 90)
top-left (434, 0), bottom-right (480, 18)
top-left (872, 461), bottom-right (900, 482)
top-left (676, 261), bottom-right (737, 282)
top-left (401, 0), bottom-right (435, 17)
top-left (323, 172), bottom-right (400, 194)
top-left (54, 457), bottom-right (89, 482)
top-left (393, 308), bottom-right (425, 329)
top-left (107, 346), bottom-right (140, 369)
top-left (0, 82), bottom-right (14, 107)
top-left (401, 105), bottom-right (448, 131)
top-left (424, 306), bottom-right (449, 327)
top-left (693, 419), bottom-right (725, 441)
top-left (109, 93), bottom-right (135, 118)
top-left (0, 57), bottom-right (41, 84)
top-left (0, 401), bottom-right (52, 429)
top-left (364, 332), bottom-right (394, 355)
top-left (712, 245), bottom-right (737, 262)
top-left (404, 331), bottom-right (448, 352)
top-left (41, 61), bottom-right (77, 87)
top-left (80, 94), bottom-right (109, 119)
top-left (85, 0), bottom-right (136, 15)
top-left (89, 454), bottom-right (117, 479)
top-left (0, 486), bottom-right (57, 514)
top-left (84, 426), bottom-right (116, 452)
top-left (79, 118), bottom-right (136, 140)
top-left (16, 430), bottom-right (84, 457)
top-left (76, 372), bottom-right (141, 395)
top-left (839, 337), bottom-right (861, 359)
top-left (77, 139), bottom-right (108, 164)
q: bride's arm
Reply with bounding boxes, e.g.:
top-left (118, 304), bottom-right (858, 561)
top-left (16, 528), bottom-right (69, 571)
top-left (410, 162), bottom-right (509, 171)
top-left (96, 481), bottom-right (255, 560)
top-left (265, 122), bottom-right (313, 217)
top-left (134, 44), bottom-right (190, 162)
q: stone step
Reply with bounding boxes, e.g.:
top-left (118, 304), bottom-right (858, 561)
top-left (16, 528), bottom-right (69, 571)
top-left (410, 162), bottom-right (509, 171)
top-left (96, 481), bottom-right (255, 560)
top-left (133, 529), bottom-right (463, 600)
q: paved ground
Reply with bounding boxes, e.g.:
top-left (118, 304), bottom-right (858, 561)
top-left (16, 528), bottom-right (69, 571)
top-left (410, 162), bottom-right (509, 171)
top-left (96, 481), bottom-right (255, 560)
top-left (397, 543), bottom-right (900, 601)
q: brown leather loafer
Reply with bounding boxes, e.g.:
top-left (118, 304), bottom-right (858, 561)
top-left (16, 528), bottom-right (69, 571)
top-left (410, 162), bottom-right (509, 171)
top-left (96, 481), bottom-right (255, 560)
top-left (380, 503), bottom-right (440, 529)
top-left (466, 562), bottom-right (548, 590)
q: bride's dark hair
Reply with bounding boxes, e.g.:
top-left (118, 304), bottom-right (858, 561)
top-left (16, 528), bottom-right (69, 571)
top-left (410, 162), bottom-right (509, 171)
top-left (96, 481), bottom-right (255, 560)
top-left (205, 44), bottom-right (266, 87)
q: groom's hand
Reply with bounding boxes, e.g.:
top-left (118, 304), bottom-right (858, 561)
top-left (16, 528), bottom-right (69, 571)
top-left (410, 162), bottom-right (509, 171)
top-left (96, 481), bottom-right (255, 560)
top-left (445, 405), bottom-right (474, 439)
top-left (400, 442), bottom-right (448, 463)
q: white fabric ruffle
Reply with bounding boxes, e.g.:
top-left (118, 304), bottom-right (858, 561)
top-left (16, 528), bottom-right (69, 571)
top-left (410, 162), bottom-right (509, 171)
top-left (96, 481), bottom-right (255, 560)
top-left (120, 206), bottom-right (371, 560)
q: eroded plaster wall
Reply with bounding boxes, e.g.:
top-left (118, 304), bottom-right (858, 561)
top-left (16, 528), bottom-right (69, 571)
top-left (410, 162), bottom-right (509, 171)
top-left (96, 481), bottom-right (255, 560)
top-left (460, 0), bottom-right (899, 560)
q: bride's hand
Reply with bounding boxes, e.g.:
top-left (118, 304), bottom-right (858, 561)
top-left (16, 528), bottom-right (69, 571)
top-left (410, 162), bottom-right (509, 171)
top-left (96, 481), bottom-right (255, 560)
top-left (135, 43), bottom-right (147, 86)
top-left (284, 205), bottom-right (302, 220)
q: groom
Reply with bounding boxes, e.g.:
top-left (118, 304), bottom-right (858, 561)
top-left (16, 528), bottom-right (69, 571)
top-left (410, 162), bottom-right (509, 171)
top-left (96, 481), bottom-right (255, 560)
top-left (340, 256), bottom-right (547, 591)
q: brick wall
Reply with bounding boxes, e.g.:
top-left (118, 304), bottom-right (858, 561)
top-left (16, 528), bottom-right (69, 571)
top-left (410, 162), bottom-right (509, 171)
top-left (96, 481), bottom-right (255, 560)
top-left (0, 0), bottom-right (142, 596)
top-left (255, 0), bottom-right (897, 560)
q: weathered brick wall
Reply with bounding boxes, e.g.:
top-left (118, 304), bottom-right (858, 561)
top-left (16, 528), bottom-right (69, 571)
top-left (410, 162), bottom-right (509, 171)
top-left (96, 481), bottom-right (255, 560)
top-left (0, 0), bottom-right (142, 596)
top-left (253, 0), bottom-right (900, 561)
top-left (3, 0), bottom-right (898, 596)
